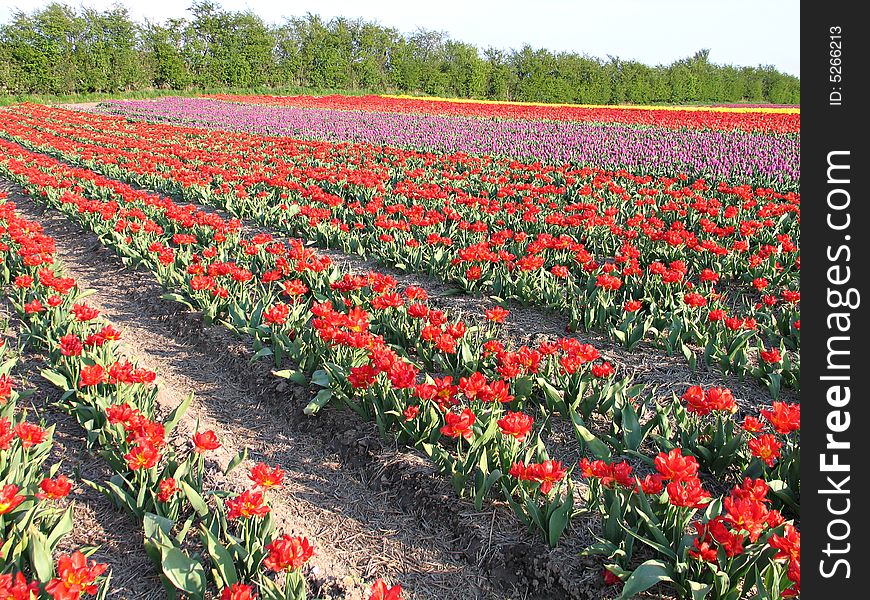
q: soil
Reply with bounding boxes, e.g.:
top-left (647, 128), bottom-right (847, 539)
top-left (0, 101), bottom-right (789, 600)
top-left (2, 181), bottom-right (612, 599)
top-left (5, 311), bottom-right (166, 599)
top-left (0, 109), bottom-right (797, 411)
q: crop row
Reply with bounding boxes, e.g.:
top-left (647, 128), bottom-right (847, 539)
top-left (97, 97), bottom-right (800, 188)
top-left (0, 279), bottom-right (110, 597)
top-left (205, 94), bottom-right (801, 134)
top-left (0, 134), bottom-right (801, 598)
top-left (0, 104), bottom-right (800, 395)
top-left (1, 195), bottom-right (402, 600)
top-left (0, 135), bottom-right (627, 539)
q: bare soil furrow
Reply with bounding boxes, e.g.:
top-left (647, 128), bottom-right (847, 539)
top-left (1, 133), bottom-right (796, 410)
top-left (4, 306), bottom-right (165, 599)
top-left (4, 180), bottom-right (606, 599)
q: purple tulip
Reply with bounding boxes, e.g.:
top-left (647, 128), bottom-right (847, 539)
top-left (94, 97), bottom-right (799, 190)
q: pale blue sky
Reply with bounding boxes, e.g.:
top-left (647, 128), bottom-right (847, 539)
top-left (1, 0), bottom-right (801, 76)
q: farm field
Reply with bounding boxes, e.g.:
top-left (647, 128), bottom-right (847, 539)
top-left (0, 94), bottom-right (799, 600)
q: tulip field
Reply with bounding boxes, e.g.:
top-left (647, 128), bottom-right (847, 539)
top-left (0, 95), bottom-right (799, 600)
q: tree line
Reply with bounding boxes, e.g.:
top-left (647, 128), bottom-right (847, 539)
top-left (0, 1), bottom-right (800, 104)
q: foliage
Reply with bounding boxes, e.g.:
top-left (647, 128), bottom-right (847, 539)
top-left (0, 2), bottom-right (800, 104)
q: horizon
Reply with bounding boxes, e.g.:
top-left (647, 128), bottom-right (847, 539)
top-left (0, 0), bottom-right (801, 77)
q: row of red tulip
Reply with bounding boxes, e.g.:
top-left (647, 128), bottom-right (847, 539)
top-left (0, 195), bottom-right (401, 600)
top-left (0, 233), bottom-right (108, 598)
top-left (0, 105), bottom-right (799, 395)
top-left (0, 126), bottom-right (800, 598)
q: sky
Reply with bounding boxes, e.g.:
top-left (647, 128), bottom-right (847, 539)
top-left (0, 0), bottom-right (801, 76)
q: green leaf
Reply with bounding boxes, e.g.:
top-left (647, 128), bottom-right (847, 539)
top-left (581, 540), bottom-right (619, 557)
top-left (469, 411), bottom-right (500, 454)
top-left (272, 369), bottom-right (305, 383)
top-left (680, 342), bottom-right (693, 362)
top-left (571, 412), bottom-right (611, 460)
top-left (103, 478), bottom-right (140, 516)
top-left (620, 516), bottom-right (676, 560)
top-left (28, 529), bottom-right (54, 582)
top-left (179, 480), bottom-right (209, 517)
top-left (47, 505), bottom-right (75, 548)
top-left (621, 402), bottom-right (642, 450)
top-left (513, 376), bottom-right (534, 400)
top-left (310, 369), bottom-right (330, 388)
top-left (618, 559), bottom-right (675, 599)
top-left (251, 347), bottom-right (273, 360)
top-left (702, 498), bottom-right (724, 522)
top-left (199, 525), bottom-right (238, 587)
top-left (548, 483), bottom-right (574, 547)
top-left (460, 339), bottom-right (475, 366)
top-left (537, 377), bottom-right (564, 412)
top-left (689, 580), bottom-right (712, 600)
top-left (95, 570), bottom-right (113, 600)
top-left (173, 460), bottom-right (190, 481)
top-left (767, 480), bottom-right (800, 513)
top-left (144, 512), bottom-right (175, 539)
top-left (258, 576), bottom-right (285, 599)
top-left (0, 357), bottom-right (17, 375)
top-left (175, 515), bottom-right (195, 546)
top-left (303, 388), bottom-right (333, 415)
top-left (223, 447), bottom-right (248, 476)
top-left (161, 293), bottom-right (194, 310)
top-left (273, 367), bottom-right (308, 386)
top-left (767, 373), bottom-right (782, 399)
top-left (714, 571), bottom-right (731, 597)
top-left (164, 393), bottom-right (192, 434)
top-left (41, 368), bottom-right (70, 390)
top-left (161, 546), bottom-right (206, 597)
top-left (604, 494), bottom-right (622, 542)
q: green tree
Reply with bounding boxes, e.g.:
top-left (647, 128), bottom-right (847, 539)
top-left (75, 5), bottom-right (141, 92)
top-left (143, 18), bottom-right (191, 89)
top-left (0, 2), bottom-right (800, 104)
top-left (483, 47), bottom-right (514, 100)
top-left (443, 41), bottom-right (486, 97)
top-left (407, 28), bottom-right (449, 96)
top-left (350, 20), bottom-right (396, 90)
top-left (388, 37), bottom-right (422, 92)
top-left (511, 45), bottom-right (560, 102)
top-left (1, 3), bottom-right (83, 94)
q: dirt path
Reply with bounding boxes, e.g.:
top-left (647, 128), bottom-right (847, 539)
top-left (56, 101), bottom-right (104, 111)
top-left (6, 307), bottom-right (165, 599)
top-left (0, 126), bottom-right (795, 409)
top-left (172, 195), bottom-right (801, 409)
top-left (4, 184), bottom-right (590, 599)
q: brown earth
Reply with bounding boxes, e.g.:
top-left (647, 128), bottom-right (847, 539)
top-left (1, 131), bottom-right (788, 596)
top-left (4, 310), bottom-right (165, 599)
top-left (2, 181), bottom-right (614, 599)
